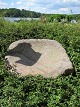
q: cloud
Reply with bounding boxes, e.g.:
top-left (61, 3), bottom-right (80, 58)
top-left (0, 0), bottom-right (80, 14)
top-left (15, 0), bottom-right (80, 13)
top-left (63, 0), bottom-right (79, 2)
top-left (59, 8), bottom-right (69, 12)
top-left (17, 1), bottom-right (22, 5)
top-left (0, 1), bottom-right (8, 8)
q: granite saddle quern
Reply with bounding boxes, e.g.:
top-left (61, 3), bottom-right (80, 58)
top-left (5, 39), bottom-right (73, 78)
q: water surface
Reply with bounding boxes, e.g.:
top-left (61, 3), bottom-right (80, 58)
top-left (4, 17), bottom-right (40, 22)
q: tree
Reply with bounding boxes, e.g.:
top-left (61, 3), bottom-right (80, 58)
top-left (66, 15), bottom-right (73, 22)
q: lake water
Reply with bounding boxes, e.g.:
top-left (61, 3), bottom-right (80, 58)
top-left (4, 17), bottom-right (40, 22)
top-left (3, 17), bottom-right (77, 23)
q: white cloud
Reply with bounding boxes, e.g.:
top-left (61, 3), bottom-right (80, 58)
top-left (0, 1), bottom-right (8, 8)
top-left (16, 0), bottom-right (80, 13)
top-left (59, 8), bottom-right (69, 12)
top-left (17, 2), bottom-right (22, 5)
top-left (0, 0), bottom-right (80, 14)
top-left (63, 0), bottom-right (79, 2)
top-left (58, 8), bottom-right (70, 14)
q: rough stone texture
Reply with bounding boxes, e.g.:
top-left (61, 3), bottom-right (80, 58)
top-left (5, 39), bottom-right (73, 78)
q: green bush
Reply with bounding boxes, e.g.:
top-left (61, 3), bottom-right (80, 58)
top-left (0, 19), bottom-right (80, 107)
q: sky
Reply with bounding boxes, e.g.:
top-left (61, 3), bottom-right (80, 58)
top-left (0, 0), bottom-right (80, 14)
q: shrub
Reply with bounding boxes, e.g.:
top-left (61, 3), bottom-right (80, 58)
top-left (0, 19), bottom-right (80, 106)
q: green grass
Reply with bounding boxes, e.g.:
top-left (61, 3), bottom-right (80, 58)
top-left (0, 19), bottom-right (80, 107)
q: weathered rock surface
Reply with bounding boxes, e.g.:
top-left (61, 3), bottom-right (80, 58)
top-left (5, 39), bottom-right (73, 78)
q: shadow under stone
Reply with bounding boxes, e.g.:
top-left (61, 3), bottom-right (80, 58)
top-left (62, 69), bottom-right (74, 76)
top-left (7, 42), bottom-right (41, 66)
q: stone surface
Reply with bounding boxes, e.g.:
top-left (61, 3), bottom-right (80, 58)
top-left (5, 39), bottom-right (73, 78)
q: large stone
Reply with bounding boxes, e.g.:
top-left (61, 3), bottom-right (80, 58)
top-left (5, 39), bottom-right (73, 78)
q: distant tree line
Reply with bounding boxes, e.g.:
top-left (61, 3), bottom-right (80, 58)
top-left (0, 8), bottom-right (80, 22)
top-left (0, 8), bottom-right (41, 18)
top-left (46, 14), bottom-right (80, 22)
